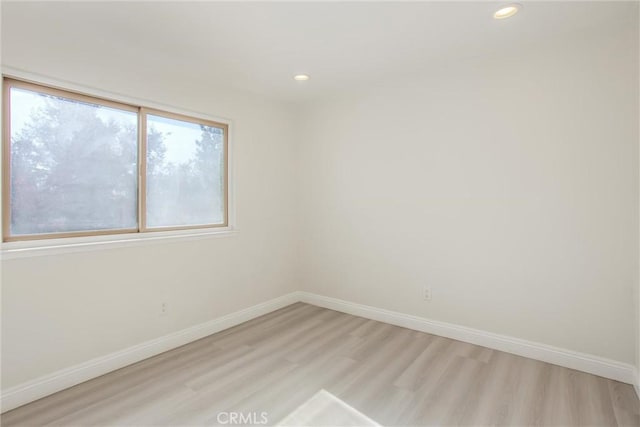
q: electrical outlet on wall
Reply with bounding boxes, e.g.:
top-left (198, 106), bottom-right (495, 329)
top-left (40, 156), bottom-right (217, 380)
top-left (161, 302), bottom-right (168, 316)
top-left (423, 286), bottom-right (432, 301)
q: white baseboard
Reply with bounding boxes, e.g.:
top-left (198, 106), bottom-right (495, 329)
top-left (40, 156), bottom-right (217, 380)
top-left (3, 290), bottom-right (638, 413)
top-left (297, 292), bottom-right (638, 386)
top-left (0, 292), bottom-right (299, 413)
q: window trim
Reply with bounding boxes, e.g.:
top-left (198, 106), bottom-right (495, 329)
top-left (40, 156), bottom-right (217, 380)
top-left (1, 75), bottom-right (231, 243)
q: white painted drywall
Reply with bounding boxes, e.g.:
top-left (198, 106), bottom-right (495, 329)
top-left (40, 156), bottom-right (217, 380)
top-left (297, 25), bottom-right (639, 365)
top-left (0, 62), bottom-right (299, 388)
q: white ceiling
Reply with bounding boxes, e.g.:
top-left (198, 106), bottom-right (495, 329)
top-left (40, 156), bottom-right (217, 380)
top-left (1, 1), bottom-right (638, 104)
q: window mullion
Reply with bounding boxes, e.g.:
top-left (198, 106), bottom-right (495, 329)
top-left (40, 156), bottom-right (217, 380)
top-left (139, 108), bottom-right (147, 233)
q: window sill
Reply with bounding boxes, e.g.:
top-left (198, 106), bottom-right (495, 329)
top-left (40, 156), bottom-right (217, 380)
top-left (0, 227), bottom-right (239, 260)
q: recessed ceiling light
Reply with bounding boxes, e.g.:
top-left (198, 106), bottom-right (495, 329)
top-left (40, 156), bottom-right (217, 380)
top-left (294, 74), bottom-right (310, 81)
top-left (494, 4), bottom-right (520, 19)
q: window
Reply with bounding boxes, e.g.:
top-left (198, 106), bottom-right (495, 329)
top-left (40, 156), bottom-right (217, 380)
top-left (144, 111), bottom-right (226, 229)
top-left (2, 78), bottom-right (228, 242)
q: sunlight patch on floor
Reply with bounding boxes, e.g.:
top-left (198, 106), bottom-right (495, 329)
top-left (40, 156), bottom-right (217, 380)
top-left (277, 389), bottom-right (381, 426)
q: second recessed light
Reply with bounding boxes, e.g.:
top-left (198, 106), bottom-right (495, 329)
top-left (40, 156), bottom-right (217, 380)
top-left (294, 74), bottom-right (310, 81)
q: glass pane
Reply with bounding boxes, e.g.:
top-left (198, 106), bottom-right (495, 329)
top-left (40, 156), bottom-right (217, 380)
top-left (145, 114), bottom-right (225, 228)
top-left (9, 86), bottom-right (138, 236)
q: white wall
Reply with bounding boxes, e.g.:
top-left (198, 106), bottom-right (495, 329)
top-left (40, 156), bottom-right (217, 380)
top-left (0, 58), bottom-right (299, 388)
top-left (297, 25), bottom-right (639, 365)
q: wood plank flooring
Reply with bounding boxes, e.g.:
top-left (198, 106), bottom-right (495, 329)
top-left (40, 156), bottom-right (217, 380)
top-left (2, 303), bottom-right (639, 426)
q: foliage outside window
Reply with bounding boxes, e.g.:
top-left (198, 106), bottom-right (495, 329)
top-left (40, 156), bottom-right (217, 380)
top-left (2, 78), bottom-right (228, 242)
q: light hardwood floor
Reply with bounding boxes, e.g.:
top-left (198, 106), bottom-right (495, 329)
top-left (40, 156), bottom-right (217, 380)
top-left (2, 303), bottom-right (639, 426)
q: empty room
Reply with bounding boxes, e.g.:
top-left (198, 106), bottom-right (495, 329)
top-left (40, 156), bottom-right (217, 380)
top-left (0, 1), bottom-right (639, 426)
